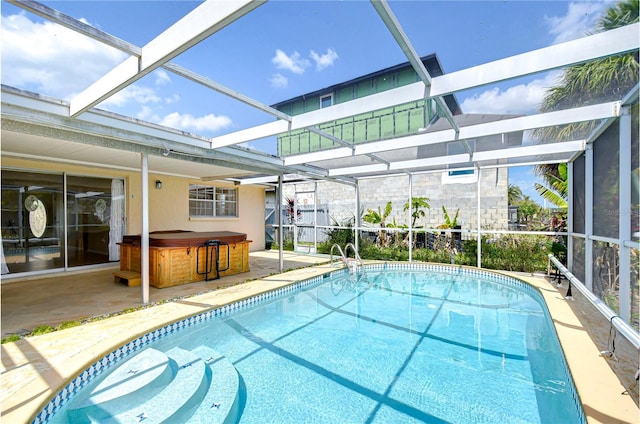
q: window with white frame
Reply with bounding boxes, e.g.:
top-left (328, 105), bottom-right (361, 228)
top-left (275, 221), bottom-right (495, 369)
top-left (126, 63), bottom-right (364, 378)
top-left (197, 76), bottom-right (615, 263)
top-left (320, 93), bottom-right (333, 108)
top-left (442, 140), bottom-right (477, 183)
top-left (189, 185), bottom-right (237, 217)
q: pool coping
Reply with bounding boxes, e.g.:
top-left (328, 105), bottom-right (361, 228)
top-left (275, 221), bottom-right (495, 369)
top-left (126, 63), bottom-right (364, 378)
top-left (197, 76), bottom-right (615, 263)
top-left (1, 262), bottom-right (637, 424)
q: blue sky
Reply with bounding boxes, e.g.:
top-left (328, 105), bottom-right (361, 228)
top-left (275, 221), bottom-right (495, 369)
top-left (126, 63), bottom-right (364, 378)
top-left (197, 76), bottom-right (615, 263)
top-left (1, 0), bottom-right (615, 204)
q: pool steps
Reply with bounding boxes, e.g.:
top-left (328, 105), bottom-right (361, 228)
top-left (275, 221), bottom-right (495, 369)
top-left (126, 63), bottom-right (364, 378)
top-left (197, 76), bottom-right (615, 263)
top-left (67, 346), bottom-right (239, 423)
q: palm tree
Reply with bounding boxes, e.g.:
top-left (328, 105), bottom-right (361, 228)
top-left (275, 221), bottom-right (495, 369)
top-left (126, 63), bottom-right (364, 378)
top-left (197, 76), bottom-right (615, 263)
top-left (534, 0), bottom-right (639, 181)
top-left (535, 163), bottom-right (568, 209)
top-left (518, 196), bottom-right (540, 226)
top-left (403, 196), bottom-right (430, 227)
top-left (508, 184), bottom-right (524, 205)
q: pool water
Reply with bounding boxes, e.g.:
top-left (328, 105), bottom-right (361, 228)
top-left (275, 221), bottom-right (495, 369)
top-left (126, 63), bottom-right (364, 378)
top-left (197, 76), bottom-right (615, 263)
top-left (44, 266), bottom-right (584, 424)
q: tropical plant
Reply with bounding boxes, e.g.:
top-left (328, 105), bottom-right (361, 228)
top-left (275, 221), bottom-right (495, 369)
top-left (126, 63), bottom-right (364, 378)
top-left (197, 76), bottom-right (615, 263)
top-left (438, 206), bottom-right (459, 229)
top-left (284, 197), bottom-right (301, 224)
top-left (403, 196), bottom-right (431, 227)
top-left (517, 196), bottom-right (540, 226)
top-left (363, 201), bottom-right (393, 247)
top-left (534, 0), bottom-right (639, 180)
top-left (317, 215), bottom-right (358, 254)
top-left (508, 184), bottom-right (524, 205)
top-left (535, 163), bottom-right (568, 208)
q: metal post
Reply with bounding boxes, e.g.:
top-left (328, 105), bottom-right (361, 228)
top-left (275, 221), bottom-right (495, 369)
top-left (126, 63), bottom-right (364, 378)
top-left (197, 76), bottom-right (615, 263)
top-left (63, 174), bottom-right (68, 270)
top-left (477, 169), bottom-right (482, 268)
top-left (567, 161), bottom-right (573, 272)
top-left (355, 181), bottom-right (360, 254)
top-left (278, 176), bottom-right (284, 273)
top-left (584, 145), bottom-right (594, 291)
top-left (140, 153), bottom-right (149, 304)
top-left (314, 182), bottom-right (318, 254)
top-left (619, 106), bottom-right (632, 323)
top-left (408, 173), bottom-right (413, 262)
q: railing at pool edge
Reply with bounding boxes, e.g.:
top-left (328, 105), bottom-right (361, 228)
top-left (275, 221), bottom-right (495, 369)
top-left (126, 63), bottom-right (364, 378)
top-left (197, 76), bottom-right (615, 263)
top-left (547, 253), bottom-right (640, 352)
top-left (330, 243), bottom-right (363, 273)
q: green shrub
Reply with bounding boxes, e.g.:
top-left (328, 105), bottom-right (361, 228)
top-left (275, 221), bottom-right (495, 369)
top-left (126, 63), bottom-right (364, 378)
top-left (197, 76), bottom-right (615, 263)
top-left (341, 233), bottom-right (550, 273)
top-left (1, 335), bottom-right (21, 344)
top-left (30, 325), bottom-right (55, 336)
top-left (57, 320), bottom-right (82, 331)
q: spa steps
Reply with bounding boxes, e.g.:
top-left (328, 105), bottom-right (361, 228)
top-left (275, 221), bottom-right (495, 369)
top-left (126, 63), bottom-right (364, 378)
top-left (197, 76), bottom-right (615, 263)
top-left (67, 346), bottom-right (240, 423)
top-left (113, 270), bottom-right (141, 287)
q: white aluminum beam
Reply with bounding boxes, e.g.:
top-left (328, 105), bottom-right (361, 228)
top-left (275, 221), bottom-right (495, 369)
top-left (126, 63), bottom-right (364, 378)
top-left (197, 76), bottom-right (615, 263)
top-left (388, 153), bottom-right (469, 171)
top-left (458, 102), bottom-right (620, 140)
top-left (370, 0), bottom-right (460, 136)
top-left (210, 82), bottom-right (426, 148)
top-left (357, 129), bottom-right (456, 155)
top-left (472, 140), bottom-right (585, 161)
top-left (306, 127), bottom-right (391, 166)
top-left (8, 0), bottom-right (141, 55)
top-left (285, 147), bottom-right (353, 165)
top-left (328, 163), bottom-right (389, 176)
top-left (205, 21), bottom-right (635, 150)
top-left (292, 84), bottom-right (425, 131)
top-left (12, 1), bottom-right (294, 126)
top-left (163, 62), bottom-right (291, 122)
top-left (431, 23), bottom-right (640, 96)
top-left (328, 141), bottom-right (584, 176)
top-left (282, 101), bottom-right (617, 166)
top-left (212, 119), bottom-right (291, 149)
top-left (70, 0), bottom-right (265, 116)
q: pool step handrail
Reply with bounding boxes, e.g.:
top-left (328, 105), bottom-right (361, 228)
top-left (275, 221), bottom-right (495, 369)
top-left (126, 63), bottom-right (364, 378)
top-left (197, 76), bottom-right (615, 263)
top-left (330, 243), bottom-right (363, 272)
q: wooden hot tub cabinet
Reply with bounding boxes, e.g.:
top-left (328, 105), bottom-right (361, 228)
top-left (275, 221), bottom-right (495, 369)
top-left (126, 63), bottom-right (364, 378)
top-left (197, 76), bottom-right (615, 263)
top-left (118, 231), bottom-right (251, 288)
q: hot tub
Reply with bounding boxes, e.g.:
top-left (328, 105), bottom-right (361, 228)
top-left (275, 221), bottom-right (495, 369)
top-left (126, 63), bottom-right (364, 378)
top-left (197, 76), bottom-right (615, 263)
top-left (117, 231), bottom-right (251, 288)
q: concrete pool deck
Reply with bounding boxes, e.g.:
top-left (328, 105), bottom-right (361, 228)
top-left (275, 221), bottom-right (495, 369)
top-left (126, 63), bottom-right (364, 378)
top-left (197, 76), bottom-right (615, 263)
top-left (1, 255), bottom-right (638, 423)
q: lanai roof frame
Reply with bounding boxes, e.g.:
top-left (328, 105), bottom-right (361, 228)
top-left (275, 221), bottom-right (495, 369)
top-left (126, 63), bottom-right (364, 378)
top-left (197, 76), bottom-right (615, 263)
top-left (3, 0), bottom-right (638, 179)
top-left (2, 0), bottom-right (638, 328)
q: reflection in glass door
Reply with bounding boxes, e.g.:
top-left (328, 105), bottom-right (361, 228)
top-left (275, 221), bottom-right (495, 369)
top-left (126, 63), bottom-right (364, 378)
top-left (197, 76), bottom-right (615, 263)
top-left (67, 176), bottom-right (125, 267)
top-left (1, 171), bottom-right (64, 273)
top-left (1, 170), bottom-right (126, 275)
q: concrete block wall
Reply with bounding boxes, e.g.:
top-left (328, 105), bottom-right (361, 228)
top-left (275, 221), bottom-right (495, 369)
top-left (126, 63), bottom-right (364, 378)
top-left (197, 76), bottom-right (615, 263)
top-left (281, 168), bottom-right (509, 232)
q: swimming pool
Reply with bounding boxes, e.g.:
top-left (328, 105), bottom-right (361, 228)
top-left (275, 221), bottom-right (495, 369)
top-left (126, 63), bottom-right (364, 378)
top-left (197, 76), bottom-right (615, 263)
top-left (38, 264), bottom-right (585, 423)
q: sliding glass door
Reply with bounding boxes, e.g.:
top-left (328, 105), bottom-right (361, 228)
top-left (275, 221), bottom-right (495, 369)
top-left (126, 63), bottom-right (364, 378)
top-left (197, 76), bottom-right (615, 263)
top-left (1, 170), bottom-right (64, 273)
top-left (1, 170), bottom-right (125, 275)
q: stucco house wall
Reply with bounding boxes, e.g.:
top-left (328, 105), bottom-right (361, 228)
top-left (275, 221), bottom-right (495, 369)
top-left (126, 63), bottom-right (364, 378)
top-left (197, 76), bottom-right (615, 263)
top-left (2, 157), bottom-right (266, 252)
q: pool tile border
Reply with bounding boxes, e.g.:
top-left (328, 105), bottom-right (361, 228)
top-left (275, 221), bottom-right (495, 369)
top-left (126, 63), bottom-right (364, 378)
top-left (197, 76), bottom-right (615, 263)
top-left (34, 265), bottom-right (586, 424)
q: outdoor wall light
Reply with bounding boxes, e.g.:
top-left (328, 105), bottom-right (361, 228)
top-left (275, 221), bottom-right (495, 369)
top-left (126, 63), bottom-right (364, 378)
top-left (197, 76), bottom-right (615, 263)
top-left (155, 180), bottom-right (162, 189)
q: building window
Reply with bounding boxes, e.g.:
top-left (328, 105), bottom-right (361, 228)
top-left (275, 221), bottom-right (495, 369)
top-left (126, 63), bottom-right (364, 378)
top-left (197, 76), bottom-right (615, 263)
top-left (320, 94), bottom-right (333, 108)
top-left (442, 140), bottom-right (477, 184)
top-left (189, 185), bottom-right (237, 217)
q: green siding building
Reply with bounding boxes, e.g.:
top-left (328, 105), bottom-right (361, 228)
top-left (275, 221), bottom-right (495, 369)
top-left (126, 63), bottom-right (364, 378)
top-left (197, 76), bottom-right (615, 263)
top-left (272, 54), bottom-right (461, 157)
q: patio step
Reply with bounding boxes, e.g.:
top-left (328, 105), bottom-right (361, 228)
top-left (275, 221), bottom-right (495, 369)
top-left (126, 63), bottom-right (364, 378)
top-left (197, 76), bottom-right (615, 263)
top-left (68, 347), bottom-right (209, 423)
top-left (113, 270), bottom-right (141, 287)
top-left (186, 345), bottom-right (241, 424)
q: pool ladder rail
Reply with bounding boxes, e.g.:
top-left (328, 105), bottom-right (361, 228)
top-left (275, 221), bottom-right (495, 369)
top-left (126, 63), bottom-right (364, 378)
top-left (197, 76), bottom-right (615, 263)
top-left (330, 243), bottom-right (363, 273)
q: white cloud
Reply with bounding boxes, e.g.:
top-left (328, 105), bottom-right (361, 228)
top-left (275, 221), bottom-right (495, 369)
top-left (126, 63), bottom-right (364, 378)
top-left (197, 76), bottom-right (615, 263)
top-left (310, 48), bottom-right (338, 71)
top-left (1, 12), bottom-right (126, 99)
top-left (154, 69), bottom-right (171, 86)
top-left (159, 112), bottom-right (232, 133)
top-left (269, 73), bottom-right (288, 88)
top-left (165, 94), bottom-right (181, 104)
top-left (101, 85), bottom-right (162, 108)
top-left (460, 71), bottom-right (562, 115)
top-left (136, 106), bottom-right (157, 121)
top-left (544, 1), bottom-right (610, 44)
top-left (271, 49), bottom-right (310, 74)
